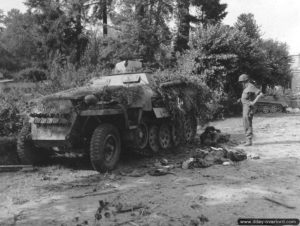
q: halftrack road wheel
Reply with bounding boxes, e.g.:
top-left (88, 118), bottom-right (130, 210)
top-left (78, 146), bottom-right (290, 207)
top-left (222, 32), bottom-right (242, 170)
top-left (17, 123), bottom-right (50, 164)
top-left (135, 122), bottom-right (149, 150)
top-left (262, 105), bottom-right (270, 114)
top-left (158, 123), bottom-right (172, 150)
top-left (276, 105), bottom-right (283, 112)
top-left (270, 105), bottom-right (277, 113)
top-left (183, 114), bottom-right (197, 143)
top-left (90, 124), bottom-right (121, 173)
top-left (148, 125), bottom-right (160, 153)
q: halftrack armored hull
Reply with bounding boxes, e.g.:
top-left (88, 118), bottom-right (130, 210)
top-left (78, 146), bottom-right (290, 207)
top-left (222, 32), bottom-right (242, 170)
top-left (18, 72), bottom-right (197, 172)
top-left (254, 95), bottom-right (289, 114)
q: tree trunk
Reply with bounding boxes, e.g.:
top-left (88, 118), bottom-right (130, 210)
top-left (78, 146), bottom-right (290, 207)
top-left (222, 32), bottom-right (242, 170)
top-left (174, 0), bottom-right (190, 53)
top-left (102, 0), bottom-right (108, 36)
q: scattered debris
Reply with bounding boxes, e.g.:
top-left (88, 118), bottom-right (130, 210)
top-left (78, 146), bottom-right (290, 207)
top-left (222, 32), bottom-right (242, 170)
top-left (222, 161), bottom-right (231, 166)
top-left (189, 214), bottom-right (209, 225)
top-left (94, 200), bottom-right (149, 225)
top-left (182, 146), bottom-right (240, 169)
top-left (182, 158), bottom-right (196, 169)
top-left (42, 175), bottom-right (59, 181)
top-left (160, 158), bottom-right (169, 166)
top-left (198, 214), bottom-right (209, 224)
top-left (186, 183), bottom-right (207, 187)
top-left (71, 189), bottom-right (119, 199)
top-left (263, 197), bottom-right (296, 209)
top-left (95, 200), bottom-right (115, 222)
top-left (120, 169), bottom-right (146, 177)
top-left (115, 203), bottom-right (146, 214)
top-left (104, 183), bottom-right (120, 189)
top-left (148, 168), bottom-right (175, 176)
top-left (190, 204), bottom-right (201, 210)
top-left (227, 149), bottom-right (247, 162)
top-left (116, 220), bottom-right (139, 226)
top-left (248, 153), bottom-right (260, 160)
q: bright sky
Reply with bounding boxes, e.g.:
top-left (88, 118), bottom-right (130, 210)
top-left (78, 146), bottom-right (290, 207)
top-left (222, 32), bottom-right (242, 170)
top-left (221, 0), bottom-right (300, 55)
top-left (0, 1), bottom-right (26, 13)
top-left (1, 0), bottom-right (300, 55)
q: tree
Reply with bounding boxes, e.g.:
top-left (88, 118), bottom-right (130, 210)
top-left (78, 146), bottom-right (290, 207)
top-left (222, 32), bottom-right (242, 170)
top-left (0, 9), bottom-right (45, 69)
top-left (25, 0), bottom-right (88, 65)
top-left (174, 0), bottom-right (190, 53)
top-left (260, 39), bottom-right (292, 89)
top-left (84, 0), bottom-right (114, 36)
top-left (0, 9), bottom-right (5, 32)
top-left (191, 0), bottom-right (227, 25)
top-left (182, 23), bottom-right (269, 101)
top-left (174, 0), bottom-right (227, 53)
top-left (235, 13), bottom-right (260, 40)
top-left (0, 43), bottom-right (18, 71)
top-left (93, 0), bottom-right (174, 67)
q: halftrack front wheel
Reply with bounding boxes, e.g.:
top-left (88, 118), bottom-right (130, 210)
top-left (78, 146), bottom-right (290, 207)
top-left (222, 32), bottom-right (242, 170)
top-left (158, 123), bottom-right (172, 150)
top-left (17, 123), bottom-right (50, 164)
top-left (90, 124), bottom-right (121, 173)
top-left (148, 125), bottom-right (160, 153)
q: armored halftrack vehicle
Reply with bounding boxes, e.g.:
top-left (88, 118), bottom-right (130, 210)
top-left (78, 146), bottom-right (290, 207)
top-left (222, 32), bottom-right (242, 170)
top-left (17, 62), bottom-right (197, 172)
top-left (254, 94), bottom-right (289, 114)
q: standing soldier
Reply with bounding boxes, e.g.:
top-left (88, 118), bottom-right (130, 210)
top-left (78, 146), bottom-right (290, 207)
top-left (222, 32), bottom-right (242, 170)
top-left (238, 74), bottom-right (263, 146)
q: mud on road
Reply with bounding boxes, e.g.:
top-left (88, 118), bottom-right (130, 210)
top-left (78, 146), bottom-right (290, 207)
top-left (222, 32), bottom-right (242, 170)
top-left (1, 113), bottom-right (300, 226)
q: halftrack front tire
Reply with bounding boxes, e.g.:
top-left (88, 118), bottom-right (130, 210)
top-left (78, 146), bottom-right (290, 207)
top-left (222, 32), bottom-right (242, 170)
top-left (90, 124), bottom-right (121, 173)
top-left (17, 123), bottom-right (50, 165)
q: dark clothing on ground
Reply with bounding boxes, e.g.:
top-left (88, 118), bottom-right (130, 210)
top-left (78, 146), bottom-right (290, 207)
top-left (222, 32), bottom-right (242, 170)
top-left (241, 83), bottom-right (261, 141)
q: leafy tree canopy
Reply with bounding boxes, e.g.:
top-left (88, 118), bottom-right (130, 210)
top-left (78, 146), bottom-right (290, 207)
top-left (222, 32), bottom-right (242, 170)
top-left (235, 13), bottom-right (261, 40)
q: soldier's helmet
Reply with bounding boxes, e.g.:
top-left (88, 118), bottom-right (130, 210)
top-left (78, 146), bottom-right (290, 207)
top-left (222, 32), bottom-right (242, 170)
top-left (238, 74), bottom-right (249, 82)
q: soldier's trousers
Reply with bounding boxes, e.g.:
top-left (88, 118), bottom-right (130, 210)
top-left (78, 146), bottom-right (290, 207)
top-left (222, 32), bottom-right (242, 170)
top-left (243, 105), bottom-right (253, 141)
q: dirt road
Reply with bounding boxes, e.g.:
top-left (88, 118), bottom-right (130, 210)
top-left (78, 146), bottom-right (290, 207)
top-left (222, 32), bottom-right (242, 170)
top-left (1, 113), bottom-right (300, 226)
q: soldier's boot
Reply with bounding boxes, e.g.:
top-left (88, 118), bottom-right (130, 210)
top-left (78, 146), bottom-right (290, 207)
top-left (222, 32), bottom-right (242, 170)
top-left (244, 139), bottom-right (252, 146)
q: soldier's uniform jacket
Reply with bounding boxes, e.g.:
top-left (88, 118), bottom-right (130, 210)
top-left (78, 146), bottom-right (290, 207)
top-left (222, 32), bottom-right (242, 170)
top-left (241, 83), bottom-right (261, 117)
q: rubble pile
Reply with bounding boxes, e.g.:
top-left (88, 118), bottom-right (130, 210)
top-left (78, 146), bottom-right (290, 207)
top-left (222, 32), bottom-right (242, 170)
top-left (180, 126), bottom-right (247, 169)
top-left (182, 147), bottom-right (247, 169)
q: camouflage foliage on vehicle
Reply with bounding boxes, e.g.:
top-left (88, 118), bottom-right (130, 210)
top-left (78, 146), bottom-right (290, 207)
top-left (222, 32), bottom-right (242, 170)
top-left (151, 71), bottom-right (212, 125)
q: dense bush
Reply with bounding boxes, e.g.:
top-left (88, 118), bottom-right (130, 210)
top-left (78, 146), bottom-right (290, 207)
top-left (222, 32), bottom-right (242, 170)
top-left (15, 67), bottom-right (47, 82)
top-left (0, 99), bottom-right (22, 137)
